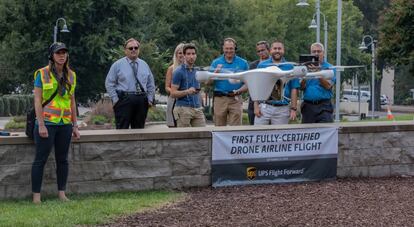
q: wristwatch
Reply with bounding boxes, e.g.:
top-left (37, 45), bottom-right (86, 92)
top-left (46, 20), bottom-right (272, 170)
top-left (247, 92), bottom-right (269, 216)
top-left (290, 107), bottom-right (297, 111)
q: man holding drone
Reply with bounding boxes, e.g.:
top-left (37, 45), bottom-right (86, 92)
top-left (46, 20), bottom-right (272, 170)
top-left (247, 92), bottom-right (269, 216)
top-left (300, 42), bottom-right (336, 123)
top-left (253, 40), bottom-right (300, 125)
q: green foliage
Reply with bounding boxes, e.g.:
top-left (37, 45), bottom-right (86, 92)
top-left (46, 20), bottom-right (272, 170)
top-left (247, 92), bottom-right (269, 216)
top-left (2, 96), bottom-right (10, 116)
top-left (0, 0), bottom-right (373, 103)
top-left (0, 97), bottom-right (3, 116)
top-left (7, 96), bottom-right (19, 116)
top-left (91, 115), bottom-right (108, 125)
top-left (378, 0), bottom-right (414, 66)
top-left (242, 112), bottom-right (249, 125)
top-left (5, 118), bottom-right (25, 129)
top-left (25, 95), bottom-right (34, 110)
top-left (0, 190), bottom-right (183, 227)
top-left (393, 65), bottom-right (414, 104)
top-left (147, 106), bottom-right (166, 122)
top-left (17, 96), bottom-right (26, 114)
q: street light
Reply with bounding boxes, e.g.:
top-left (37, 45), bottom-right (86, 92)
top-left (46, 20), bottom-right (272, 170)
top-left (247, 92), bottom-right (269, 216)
top-left (53, 18), bottom-right (70, 43)
top-left (296, 0), bottom-right (321, 43)
top-left (296, 0), bottom-right (310, 7)
top-left (359, 35), bottom-right (376, 118)
top-left (309, 12), bottom-right (328, 61)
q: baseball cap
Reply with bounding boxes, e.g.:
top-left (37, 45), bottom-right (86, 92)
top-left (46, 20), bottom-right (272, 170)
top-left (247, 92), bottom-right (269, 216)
top-left (50, 42), bottom-right (68, 54)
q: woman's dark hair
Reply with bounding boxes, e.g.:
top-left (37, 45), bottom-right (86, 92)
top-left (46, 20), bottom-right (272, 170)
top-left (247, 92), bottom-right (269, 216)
top-left (48, 44), bottom-right (72, 95)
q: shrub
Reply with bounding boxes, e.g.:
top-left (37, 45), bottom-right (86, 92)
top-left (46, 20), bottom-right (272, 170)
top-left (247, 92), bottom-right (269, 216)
top-left (0, 97), bottom-right (4, 116)
top-left (84, 97), bottom-right (114, 125)
top-left (8, 96), bottom-right (20, 116)
top-left (5, 119), bottom-right (25, 129)
top-left (2, 97), bottom-right (10, 116)
top-left (90, 97), bottom-right (114, 120)
top-left (18, 96), bottom-right (27, 115)
top-left (147, 106), bottom-right (166, 122)
top-left (13, 116), bottom-right (26, 123)
top-left (26, 95), bottom-right (34, 111)
top-left (91, 115), bottom-right (108, 125)
top-left (242, 112), bottom-right (249, 125)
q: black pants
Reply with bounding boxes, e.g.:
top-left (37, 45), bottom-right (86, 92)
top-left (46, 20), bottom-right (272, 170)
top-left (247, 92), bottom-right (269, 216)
top-left (247, 98), bottom-right (255, 125)
top-left (114, 94), bottom-right (148, 129)
top-left (32, 124), bottom-right (72, 193)
top-left (301, 101), bottom-right (334, 123)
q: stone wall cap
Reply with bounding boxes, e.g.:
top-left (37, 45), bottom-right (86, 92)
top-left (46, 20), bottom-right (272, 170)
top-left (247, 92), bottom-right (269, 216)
top-left (1, 121), bottom-right (414, 145)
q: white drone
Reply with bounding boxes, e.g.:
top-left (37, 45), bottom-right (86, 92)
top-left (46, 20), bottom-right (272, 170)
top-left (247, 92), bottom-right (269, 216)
top-left (196, 65), bottom-right (335, 101)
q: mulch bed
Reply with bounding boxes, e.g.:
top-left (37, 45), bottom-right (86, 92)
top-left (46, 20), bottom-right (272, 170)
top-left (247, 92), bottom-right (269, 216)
top-left (99, 177), bottom-right (414, 227)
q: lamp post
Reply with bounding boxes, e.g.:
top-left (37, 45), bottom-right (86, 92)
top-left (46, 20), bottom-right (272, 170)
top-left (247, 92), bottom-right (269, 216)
top-left (335, 0), bottom-right (342, 122)
top-left (309, 12), bottom-right (328, 61)
top-left (359, 35), bottom-right (376, 118)
top-left (297, 0), bottom-right (320, 43)
top-left (53, 18), bottom-right (70, 43)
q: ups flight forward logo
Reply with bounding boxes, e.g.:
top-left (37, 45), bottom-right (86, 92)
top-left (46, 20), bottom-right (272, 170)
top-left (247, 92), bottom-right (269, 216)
top-left (246, 167), bottom-right (257, 180)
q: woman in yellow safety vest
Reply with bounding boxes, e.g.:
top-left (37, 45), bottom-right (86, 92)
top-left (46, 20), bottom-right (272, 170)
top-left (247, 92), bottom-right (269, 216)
top-left (31, 42), bottom-right (80, 204)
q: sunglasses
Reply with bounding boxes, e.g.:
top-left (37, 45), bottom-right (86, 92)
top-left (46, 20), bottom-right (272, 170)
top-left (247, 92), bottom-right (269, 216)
top-left (128, 46), bottom-right (139, 51)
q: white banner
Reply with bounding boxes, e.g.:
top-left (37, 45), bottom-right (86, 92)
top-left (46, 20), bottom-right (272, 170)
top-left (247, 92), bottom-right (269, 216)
top-left (212, 127), bottom-right (338, 162)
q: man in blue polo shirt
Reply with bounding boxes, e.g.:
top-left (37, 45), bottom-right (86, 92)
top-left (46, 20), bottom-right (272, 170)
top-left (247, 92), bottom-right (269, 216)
top-left (171, 43), bottom-right (206, 127)
top-left (300, 42), bottom-right (336, 123)
top-left (254, 41), bottom-right (300, 125)
top-left (210, 37), bottom-right (249, 126)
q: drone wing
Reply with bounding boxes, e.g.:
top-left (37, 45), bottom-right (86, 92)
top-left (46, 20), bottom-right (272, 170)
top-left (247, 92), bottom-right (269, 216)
top-left (329, 65), bottom-right (366, 71)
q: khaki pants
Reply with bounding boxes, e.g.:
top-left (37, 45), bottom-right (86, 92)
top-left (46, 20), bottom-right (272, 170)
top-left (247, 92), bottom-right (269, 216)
top-left (173, 106), bottom-right (206, 127)
top-left (213, 96), bottom-right (243, 126)
top-left (254, 104), bottom-right (290, 125)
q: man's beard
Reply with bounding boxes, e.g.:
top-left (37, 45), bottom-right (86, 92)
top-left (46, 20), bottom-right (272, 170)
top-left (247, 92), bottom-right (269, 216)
top-left (272, 53), bottom-right (282, 61)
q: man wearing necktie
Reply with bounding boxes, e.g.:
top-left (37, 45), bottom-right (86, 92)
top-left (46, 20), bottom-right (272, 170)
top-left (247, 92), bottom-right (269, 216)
top-left (105, 38), bottom-right (155, 129)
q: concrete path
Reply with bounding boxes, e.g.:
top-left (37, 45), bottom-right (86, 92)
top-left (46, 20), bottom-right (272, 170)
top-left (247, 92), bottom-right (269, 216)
top-left (1, 105), bottom-right (413, 130)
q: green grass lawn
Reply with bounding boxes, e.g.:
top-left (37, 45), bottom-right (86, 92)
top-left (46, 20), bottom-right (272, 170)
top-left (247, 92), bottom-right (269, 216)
top-left (361, 114), bottom-right (414, 122)
top-left (0, 190), bottom-right (184, 227)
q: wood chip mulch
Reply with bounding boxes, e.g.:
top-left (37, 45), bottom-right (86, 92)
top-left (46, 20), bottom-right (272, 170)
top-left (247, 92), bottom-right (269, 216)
top-left (99, 177), bottom-right (414, 227)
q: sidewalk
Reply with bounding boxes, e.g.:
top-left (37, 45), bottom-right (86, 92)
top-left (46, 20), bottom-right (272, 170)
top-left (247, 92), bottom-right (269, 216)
top-left (0, 106), bottom-right (92, 130)
top-left (381, 105), bottom-right (414, 113)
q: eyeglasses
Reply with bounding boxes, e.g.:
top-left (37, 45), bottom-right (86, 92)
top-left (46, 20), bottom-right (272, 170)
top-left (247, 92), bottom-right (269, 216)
top-left (128, 46), bottom-right (139, 51)
top-left (311, 50), bottom-right (323, 53)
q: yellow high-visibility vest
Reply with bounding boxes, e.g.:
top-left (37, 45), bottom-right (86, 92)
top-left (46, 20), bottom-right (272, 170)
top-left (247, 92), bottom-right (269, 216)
top-left (34, 66), bottom-right (76, 124)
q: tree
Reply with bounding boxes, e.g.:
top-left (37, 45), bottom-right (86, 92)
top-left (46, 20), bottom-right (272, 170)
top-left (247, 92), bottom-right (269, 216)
top-left (0, 0), bottom-right (152, 102)
top-left (353, 0), bottom-right (390, 110)
top-left (378, 0), bottom-right (414, 66)
top-left (378, 0), bottom-right (414, 104)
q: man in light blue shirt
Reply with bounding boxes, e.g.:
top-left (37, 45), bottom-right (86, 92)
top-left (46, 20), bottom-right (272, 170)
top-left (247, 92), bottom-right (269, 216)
top-left (105, 38), bottom-right (155, 129)
top-left (300, 42), bottom-right (336, 123)
top-left (210, 37), bottom-right (249, 126)
top-left (254, 41), bottom-right (300, 125)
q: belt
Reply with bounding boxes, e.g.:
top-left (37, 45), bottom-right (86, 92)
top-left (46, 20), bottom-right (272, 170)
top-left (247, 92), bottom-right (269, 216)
top-left (261, 101), bottom-right (288, 107)
top-left (214, 91), bottom-right (236, 97)
top-left (124, 91), bottom-right (146, 96)
top-left (266, 103), bottom-right (288, 107)
top-left (303, 99), bottom-right (330, 105)
top-left (117, 90), bottom-right (146, 97)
